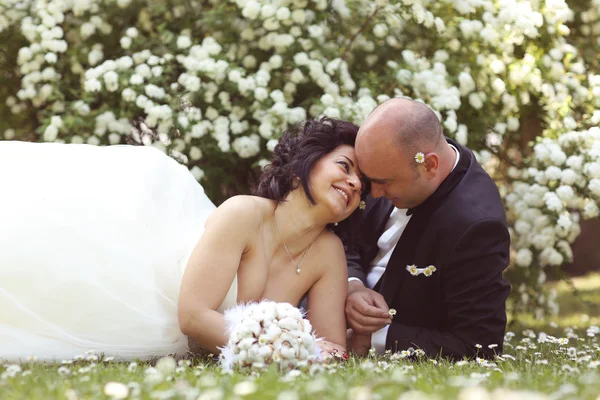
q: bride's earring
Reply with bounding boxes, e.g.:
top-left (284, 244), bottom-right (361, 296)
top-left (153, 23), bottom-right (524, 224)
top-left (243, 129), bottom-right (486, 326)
top-left (291, 174), bottom-right (299, 187)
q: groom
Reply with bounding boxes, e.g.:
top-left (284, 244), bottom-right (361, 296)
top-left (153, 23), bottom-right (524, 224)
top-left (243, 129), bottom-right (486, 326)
top-left (345, 98), bottom-right (511, 359)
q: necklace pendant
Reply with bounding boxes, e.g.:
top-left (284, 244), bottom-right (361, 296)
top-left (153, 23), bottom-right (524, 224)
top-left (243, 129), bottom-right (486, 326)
top-left (296, 266), bottom-right (301, 274)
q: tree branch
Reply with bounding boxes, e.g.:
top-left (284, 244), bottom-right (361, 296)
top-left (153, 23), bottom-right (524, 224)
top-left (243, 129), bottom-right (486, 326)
top-left (341, 6), bottom-right (380, 61)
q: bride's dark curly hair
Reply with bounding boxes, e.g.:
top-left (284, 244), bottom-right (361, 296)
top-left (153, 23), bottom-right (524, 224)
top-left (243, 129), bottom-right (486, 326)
top-left (253, 117), bottom-right (368, 250)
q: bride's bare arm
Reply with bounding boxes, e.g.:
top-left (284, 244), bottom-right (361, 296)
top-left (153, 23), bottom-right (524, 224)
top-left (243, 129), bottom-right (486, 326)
top-left (307, 232), bottom-right (348, 352)
top-left (178, 196), bottom-right (259, 353)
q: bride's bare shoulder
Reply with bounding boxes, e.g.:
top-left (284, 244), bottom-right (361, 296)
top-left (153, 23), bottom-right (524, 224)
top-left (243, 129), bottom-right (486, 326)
top-left (310, 230), bottom-right (346, 274)
top-left (212, 195), bottom-right (275, 224)
top-left (313, 230), bottom-right (344, 255)
top-left (311, 229), bottom-right (345, 263)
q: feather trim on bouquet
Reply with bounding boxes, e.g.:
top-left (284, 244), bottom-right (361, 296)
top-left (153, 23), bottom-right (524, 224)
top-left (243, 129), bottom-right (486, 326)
top-left (219, 301), bottom-right (321, 372)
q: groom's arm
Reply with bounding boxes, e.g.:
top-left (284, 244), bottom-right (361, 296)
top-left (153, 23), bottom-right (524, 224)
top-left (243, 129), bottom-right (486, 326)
top-left (346, 246), bottom-right (366, 283)
top-left (346, 195), bottom-right (383, 284)
top-left (384, 219), bottom-right (511, 359)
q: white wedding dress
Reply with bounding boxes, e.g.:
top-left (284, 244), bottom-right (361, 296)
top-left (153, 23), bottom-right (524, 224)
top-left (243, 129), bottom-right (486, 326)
top-left (0, 141), bottom-right (237, 362)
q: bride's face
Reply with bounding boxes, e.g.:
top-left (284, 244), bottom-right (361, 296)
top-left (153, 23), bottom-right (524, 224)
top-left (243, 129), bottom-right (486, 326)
top-left (307, 145), bottom-right (364, 221)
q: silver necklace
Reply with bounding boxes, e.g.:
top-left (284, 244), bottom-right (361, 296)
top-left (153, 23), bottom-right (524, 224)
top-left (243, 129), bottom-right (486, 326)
top-left (274, 209), bottom-right (313, 274)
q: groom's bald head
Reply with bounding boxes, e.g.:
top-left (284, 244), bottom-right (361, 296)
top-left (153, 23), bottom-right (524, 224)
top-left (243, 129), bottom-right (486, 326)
top-left (357, 98), bottom-right (443, 161)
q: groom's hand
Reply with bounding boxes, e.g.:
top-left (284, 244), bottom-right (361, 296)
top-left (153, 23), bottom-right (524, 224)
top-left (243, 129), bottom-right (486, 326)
top-left (345, 281), bottom-right (393, 334)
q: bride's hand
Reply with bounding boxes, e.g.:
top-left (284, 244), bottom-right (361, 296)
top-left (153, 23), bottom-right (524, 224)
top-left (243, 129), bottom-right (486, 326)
top-left (317, 340), bottom-right (349, 361)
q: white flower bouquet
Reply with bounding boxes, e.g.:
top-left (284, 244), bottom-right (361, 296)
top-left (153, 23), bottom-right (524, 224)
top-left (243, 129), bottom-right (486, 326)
top-left (219, 301), bottom-right (320, 371)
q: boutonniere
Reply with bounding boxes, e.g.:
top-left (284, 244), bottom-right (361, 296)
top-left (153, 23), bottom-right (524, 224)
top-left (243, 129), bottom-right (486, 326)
top-left (406, 264), bottom-right (437, 277)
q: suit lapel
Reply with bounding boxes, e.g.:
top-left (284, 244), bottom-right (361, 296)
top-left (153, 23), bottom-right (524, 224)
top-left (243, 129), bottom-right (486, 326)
top-left (378, 210), bottom-right (432, 303)
top-left (376, 138), bottom-right (472, 304)
top-left (361, 196), bottom-right (395, 248)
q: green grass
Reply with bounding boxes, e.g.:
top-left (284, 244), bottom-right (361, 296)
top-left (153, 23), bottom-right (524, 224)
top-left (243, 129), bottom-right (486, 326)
top-left (553, 273), bottom-right (600, 325)
top-left (2, 274), bottom-right (600, 400)
top-left (508, 273), bottom-right (600, 331)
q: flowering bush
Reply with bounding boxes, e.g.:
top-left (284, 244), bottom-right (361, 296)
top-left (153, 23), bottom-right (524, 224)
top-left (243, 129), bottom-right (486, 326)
top-left (504, 127), bottom-right (600, 318)
top-left (220, 301), bottom-right (319, 372)
top-left (0, 0), bottom-right (599, 315)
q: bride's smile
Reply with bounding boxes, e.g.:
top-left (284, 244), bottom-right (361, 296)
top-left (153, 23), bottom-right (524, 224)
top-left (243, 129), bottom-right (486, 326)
top-left (332, 185), bottom-right (350, 206)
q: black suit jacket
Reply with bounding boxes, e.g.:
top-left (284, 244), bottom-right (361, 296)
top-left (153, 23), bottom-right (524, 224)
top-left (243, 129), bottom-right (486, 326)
top-left (347, 138), bottom-right (511, 359)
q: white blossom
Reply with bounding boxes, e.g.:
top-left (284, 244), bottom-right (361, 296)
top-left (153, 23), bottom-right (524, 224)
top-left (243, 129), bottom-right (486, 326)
top-left (189, 146), bottom-right (202, 161)
top-left (584, 162), bottom-right (600, 179)
top-left (515, 248), bottom-right (533, 267)
top-left (121, 88), bottom-right (136, 102)
top-left (144, 84), bottom-right (166, 99)
top-left (583, 201), bottom-right (599, 218)
top-left (556, 185), bottom-right (575, 203)
top-left (126, 27), bottom-right (138, 38)
top-left (108, 133), bottom-right (121, 145)
top-left (177, 36), bottom-right (192, 49)
top-left (589, 179), bottom-right (600, 197)
top-left (120, 36), bottom-right (131, 49)
top-left (543, 192), bottom-right (564, 212)
top-left (232, 134), bottom-right (260, 159)
top-left (468, 92), bottom-right (484, 109)
top-left (190, 166), bottom-right (205, 180)
top-left (130, 74), bottom-right (143, 85)
top-left (103, 71), bottom-right (119, 92)
top-left (545, 166), bottom-right (562, 181)
top-left (103, 381), bottom-right (129, 399)
top-left (455, 124), bottom-right (468, 145)
top-left (507, 117), bottom-right (520, 132)
top-left (43, 124), bottom-right (59, 141)
top-left (84, 78), bottom-right (101, 92)
top-left (540, 247), bottom-right (564, 266)
top-left (88, 48), bottom-right (103, 66)
top-left (458, 72), bottom-right (476, 95)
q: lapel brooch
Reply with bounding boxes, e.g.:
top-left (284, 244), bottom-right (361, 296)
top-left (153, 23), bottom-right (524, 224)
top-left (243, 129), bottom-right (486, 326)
top-left (406, 264), bottom-right (437, 277)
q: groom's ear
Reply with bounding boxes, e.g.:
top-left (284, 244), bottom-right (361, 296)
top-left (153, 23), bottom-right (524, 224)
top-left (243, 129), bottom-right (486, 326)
top-left (423, 153), bottom-right (439, 178)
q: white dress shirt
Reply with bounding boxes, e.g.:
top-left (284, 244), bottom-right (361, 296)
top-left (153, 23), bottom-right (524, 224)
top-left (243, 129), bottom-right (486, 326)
top-left (349, 145), bottom-right (460, 353)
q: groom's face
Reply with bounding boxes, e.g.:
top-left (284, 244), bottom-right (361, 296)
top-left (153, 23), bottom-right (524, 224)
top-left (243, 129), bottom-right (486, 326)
top-left (356, 133), bottom-right (429, 209)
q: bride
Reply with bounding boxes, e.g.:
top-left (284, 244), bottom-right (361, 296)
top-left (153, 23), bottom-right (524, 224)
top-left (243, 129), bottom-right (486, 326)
top-left (0, 118), bottom-right (365, 362)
